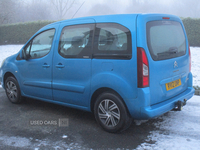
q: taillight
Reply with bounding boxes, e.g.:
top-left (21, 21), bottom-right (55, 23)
top-left (189, 45), bottom-right (191, 72)
top-left (137, 47), bottom-right (149, 88)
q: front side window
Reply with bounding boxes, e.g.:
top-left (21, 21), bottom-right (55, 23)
top-left (147, 21), bottom-right (186, 61)
top-left (24, 29), bottom-right (55, 59)
top-left (59, 24), bottom-right (94, 58)
top-left (94, 23), bottom-right (132, 59)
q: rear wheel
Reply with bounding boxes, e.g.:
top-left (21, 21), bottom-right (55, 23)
top-left (94, 92), bottom-right (132, 133)
top-left (5, 76), bottom-right (23, 104)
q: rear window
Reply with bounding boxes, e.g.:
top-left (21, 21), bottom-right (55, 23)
top-left (147, 21), bottom-right (186, 61)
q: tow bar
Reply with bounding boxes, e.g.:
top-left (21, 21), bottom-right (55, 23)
top-left (173, 99), bottom-right (187, 111)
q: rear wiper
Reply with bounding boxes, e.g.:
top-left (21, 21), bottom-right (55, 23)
top-left (169, 47), bottom-right (178, 54)
top-left (157, 47), bottom-right (178, 56)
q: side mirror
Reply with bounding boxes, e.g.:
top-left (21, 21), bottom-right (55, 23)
top-left (19, 48), bottom-right (30, 60)
top-left (19, 49), bottom-right (24, 59)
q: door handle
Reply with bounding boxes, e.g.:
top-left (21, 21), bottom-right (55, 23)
top-left (56, 63), bottom-right (65, 68)
top-left (43, 63), bottom-right (50, 68)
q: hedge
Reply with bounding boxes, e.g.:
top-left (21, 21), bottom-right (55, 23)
top-left (0, 18), bottom-right (200, 46)
top-left (0, 21), bottom-right (54, 45)
top-left (182, 18), bottom-right (200, 47)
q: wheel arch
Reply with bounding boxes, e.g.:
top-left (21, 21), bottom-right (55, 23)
top-left (3, 72), bottom-right (24, 104)
top-left (90, 87), bottom-right (130, 115)
top-left (3, 72), bottom-right (16, 86)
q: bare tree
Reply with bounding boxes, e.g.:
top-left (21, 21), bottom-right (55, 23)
top-left (27, 0), bottom-right (52, 21)
top-left (50, 0), bottom-right (76, 20)
top-left (0, 0), bottom-right (16, 24)
top-left (15, 0), bottom-right (53, 23)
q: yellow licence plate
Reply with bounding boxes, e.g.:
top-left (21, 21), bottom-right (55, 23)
top-left (166, 79), bottom-right (181, 91)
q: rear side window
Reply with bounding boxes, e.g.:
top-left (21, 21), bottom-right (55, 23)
top-left (147, 21), bottom-right (186, 61)
top-left (59, 24), bottom-right (94, 58)
top-left (93, 23), bottom-right (132, 59)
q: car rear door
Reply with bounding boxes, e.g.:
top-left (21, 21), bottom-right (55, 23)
top-left (52, 19), bottom-right (95, 107)
top-left (137, 14), bottom-right (190, 105)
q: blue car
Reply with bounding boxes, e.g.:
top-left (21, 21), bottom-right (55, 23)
top-left (0, 14), bottom-right (195, 132)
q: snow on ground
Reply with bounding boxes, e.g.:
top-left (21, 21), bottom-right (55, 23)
top-left (136, 95), bottom-right (200, 150)
top-left (0, 45), bottom-right (200, 149)
top-left (0, 133), bottom-right (82, 149)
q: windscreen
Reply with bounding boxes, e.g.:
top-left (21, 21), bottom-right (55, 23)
top-left (147, 21), bottom-right (186, 61)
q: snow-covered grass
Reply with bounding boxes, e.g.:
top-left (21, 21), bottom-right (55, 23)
top-left (191, 47), bottom-right (200, 87)
top-left (0, 45), bottom-right (23, 66)
top-left (0, 45), bottom-right (199, 149)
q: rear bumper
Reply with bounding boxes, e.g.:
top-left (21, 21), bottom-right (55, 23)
top-left (140, 87), bottom-right (195, 119)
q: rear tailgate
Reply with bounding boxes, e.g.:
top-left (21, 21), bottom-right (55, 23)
top-left (137, 14), bottom-right (190, 105)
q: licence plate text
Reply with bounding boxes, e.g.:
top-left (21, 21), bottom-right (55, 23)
top-left (166, 79), bottom-right (181, 91)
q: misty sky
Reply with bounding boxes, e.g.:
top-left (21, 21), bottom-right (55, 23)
top-left (1, 0), bottom-right (199, 25)
top-left (73, 0), bottom-right (200, 19)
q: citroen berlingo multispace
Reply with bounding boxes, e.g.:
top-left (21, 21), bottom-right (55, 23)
top-left (0, 14), bottom-right (195, 132)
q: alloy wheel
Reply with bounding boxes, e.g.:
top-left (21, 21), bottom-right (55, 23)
top-left (98, 99), bottom-right (120, 127)
top-left (6, 81), bottom-right (18, 102)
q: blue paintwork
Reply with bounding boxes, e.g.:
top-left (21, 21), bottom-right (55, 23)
top-left (137, 14), bottom-right (193, 106)
top-left (0, 14), bottom-right (195, 120)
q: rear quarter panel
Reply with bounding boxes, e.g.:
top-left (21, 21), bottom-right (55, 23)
top-left (90, 14), bottom-right (138, 105)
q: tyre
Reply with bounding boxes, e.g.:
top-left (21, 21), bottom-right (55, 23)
top-left (5, 76), bottom-right (23, 104)
top-left (94, 92), bottom-right (132, 133)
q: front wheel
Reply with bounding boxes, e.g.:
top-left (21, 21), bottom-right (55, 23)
top-left (5, 76), bottom-right (23, 104)
top-left (94, 92), bottom-right (132, 133)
